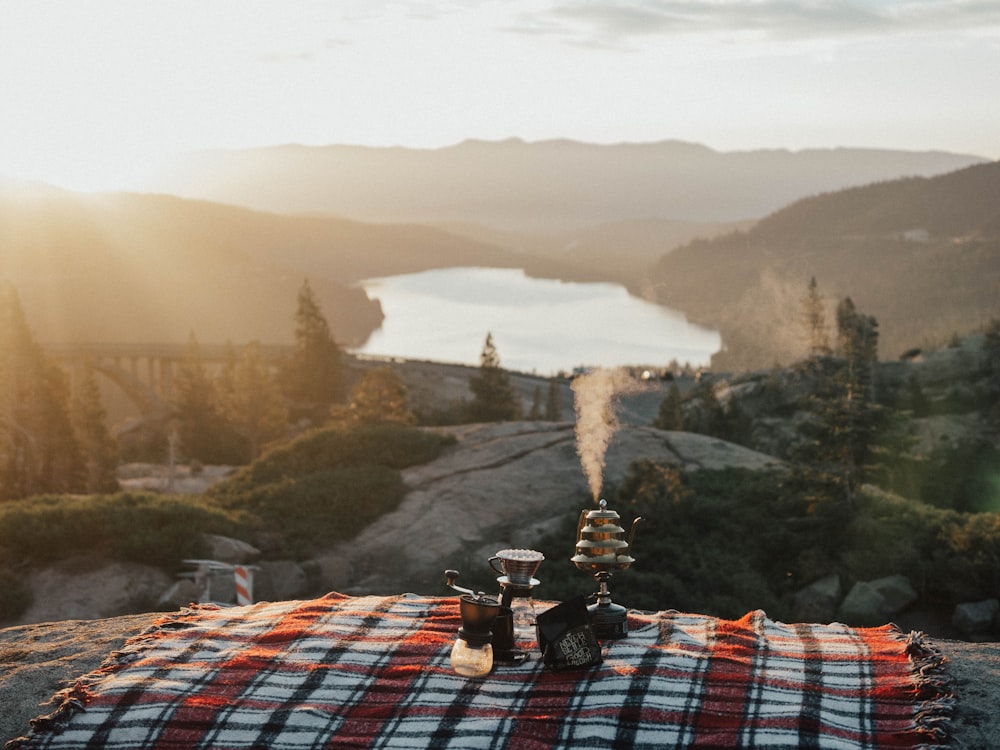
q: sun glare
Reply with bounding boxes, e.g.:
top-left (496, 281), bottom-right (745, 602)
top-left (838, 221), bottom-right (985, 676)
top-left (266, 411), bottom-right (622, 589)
top-left (0, 144), bottom-right (176, 194)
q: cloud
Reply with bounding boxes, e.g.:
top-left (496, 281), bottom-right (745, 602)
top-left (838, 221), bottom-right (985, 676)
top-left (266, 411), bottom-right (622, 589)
top-left (253, 2), bottom-right (488, 64)
top-left (511, 0), bottom-right (1000, 46)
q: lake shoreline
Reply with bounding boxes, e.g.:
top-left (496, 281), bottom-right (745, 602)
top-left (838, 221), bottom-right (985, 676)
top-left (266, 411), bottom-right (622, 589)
top-left (353, 266), bottom-right (720, 376)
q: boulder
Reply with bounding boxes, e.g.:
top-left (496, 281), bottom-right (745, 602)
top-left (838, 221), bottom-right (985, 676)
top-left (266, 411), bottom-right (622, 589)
top-left (206, 568), bottom-right (237, 603)
top-left (910, 335), bottom-right (984, 388)
top-left (837, 575), bottom-right (917, 627)
top-left (204, 534), bottom-right (260, 564)
top-left (13, 561), bottom-right (172, 626)
top-left (838, 582), bottom-right (887, 627)
top-left (314, 554), bottom-right (355, 593)
top-left (952, 599), bottom-right (1000, 638)
top-left (867, 574), bottom-right (918, 614)
top-left (157, 579), bottom-right (201, 610)
top-left (254, 561), bottom-right (308, 602)
top-left (792, 574), bottom-right (841, 624)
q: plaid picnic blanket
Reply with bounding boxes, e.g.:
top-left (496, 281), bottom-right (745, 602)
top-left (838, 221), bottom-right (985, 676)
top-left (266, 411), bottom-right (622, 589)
top-left (8, 593), bottom-right (951, 749)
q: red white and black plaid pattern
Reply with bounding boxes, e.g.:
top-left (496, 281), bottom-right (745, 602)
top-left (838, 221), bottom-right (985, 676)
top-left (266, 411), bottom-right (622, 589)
top-left (9, 593), bottom-right (950, 749)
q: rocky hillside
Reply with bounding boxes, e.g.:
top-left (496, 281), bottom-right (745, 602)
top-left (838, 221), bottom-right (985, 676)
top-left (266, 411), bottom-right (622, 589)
top-left (701, 333), bottom-right (996, 463)
top-left (648, 161), bottom-right (1000, 371)
top-left (4, 420), bottom-right (781, 628)
top-left (313, 421), bottom-right (782, 597)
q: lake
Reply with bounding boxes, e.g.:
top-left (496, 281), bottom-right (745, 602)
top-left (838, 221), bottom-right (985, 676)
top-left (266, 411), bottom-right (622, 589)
top-left (351, 267), bottom-right (720, 375)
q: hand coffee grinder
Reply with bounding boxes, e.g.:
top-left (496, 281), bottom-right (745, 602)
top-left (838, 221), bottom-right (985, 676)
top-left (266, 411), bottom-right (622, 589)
top-left (571, 499), bottom-right (642, 639)
top-left (444, 569), bottom-right (523, 665)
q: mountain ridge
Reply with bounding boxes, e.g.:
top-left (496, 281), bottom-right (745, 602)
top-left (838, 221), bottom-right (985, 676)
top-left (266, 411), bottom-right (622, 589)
top-left (648, 160), bottom-right (1000, 370)
top-left (0, 188), bottom-right (514, 346)
top-left (144, 139), bottom-right (985, 230)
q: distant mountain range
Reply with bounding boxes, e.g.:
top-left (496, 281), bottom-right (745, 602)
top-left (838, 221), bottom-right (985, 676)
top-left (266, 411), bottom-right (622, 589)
top-left (647, 161), bottom-right (1000, 371)
top-left (2, 141), bottom-right (995, 374)
top-left (145, 139), bottom-right (985, 230)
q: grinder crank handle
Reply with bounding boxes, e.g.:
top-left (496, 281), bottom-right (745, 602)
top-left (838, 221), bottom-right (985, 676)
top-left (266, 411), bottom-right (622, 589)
top-left (444, 569), bottom-right (476, 597)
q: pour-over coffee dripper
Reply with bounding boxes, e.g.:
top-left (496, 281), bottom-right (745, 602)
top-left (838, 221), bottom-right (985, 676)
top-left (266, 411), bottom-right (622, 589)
top-left (488, 549), bottom-right (544, 586)
top-left (488, 549), bottom-right (543, 639)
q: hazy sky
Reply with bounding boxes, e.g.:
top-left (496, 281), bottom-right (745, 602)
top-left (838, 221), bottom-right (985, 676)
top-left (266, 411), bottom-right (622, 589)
top-left (2, 0), bottom-right (998, 191)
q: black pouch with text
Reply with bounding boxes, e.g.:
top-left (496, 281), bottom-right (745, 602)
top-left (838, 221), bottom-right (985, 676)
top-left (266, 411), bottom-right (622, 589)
top-left (535, 596), bottom-right (603, 670)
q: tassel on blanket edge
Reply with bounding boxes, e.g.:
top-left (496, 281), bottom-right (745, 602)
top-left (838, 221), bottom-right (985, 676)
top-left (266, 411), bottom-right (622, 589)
top-left (86, 602), bottom-right (225, 670)
top-left (3, 606), bottom-right (222, 750)
top-left (3, 684), bottom-right (90, 750)
top-left (904, 630), bottom-right (955, 749)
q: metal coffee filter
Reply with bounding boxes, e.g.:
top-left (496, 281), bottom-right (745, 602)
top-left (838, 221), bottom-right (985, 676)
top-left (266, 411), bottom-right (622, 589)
top-left (492, 549), bottom-right (544, 584)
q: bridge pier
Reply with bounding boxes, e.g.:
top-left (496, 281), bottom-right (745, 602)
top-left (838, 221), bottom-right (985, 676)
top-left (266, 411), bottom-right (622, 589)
top-left (46, 342), bottom-right (293, 427)
top-left (158, 358), bottom-right (174, 400)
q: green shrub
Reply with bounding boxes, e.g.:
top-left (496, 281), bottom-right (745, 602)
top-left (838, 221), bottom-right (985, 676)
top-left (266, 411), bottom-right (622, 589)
top-left (210, 422), bottom-right (454, 498)
top-left (843, 490), bottom-right (1000, 606)
top-left (0, 423), bottom-right (450, 586)
top-left (918, 438), bottom-right (1000, 512)
top-left (211, 466), bottom-right (406, 558)
top-left (840, 491), bottom-right (948, 586)
top-left (535, 462), bottom-right (1000, 620)
top-left (0, 493), bottom-right (235, 570)
top-left (0, 567), bottom-right (30, 621)
top-left (932, 511), bottom-right (1000, 602)
top-left (202, 422), bottom-right (449, 558)
top-left (534, 464), bottom-right (846, 620)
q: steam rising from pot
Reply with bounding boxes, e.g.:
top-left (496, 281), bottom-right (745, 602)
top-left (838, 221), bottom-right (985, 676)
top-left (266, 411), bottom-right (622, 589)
top-left (571, 368), bottom-right (644, 502)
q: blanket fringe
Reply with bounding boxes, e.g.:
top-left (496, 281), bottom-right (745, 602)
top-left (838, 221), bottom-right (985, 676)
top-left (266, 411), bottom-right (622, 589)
top-left (4, 605), bottom-right (219, 750)
top-left (902, 629), bottom-right (955, 750)
top-left (4, 687), bottom-right (88, 750)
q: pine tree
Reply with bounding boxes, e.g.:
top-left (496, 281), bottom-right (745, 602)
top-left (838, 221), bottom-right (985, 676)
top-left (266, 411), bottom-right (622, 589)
top-left (837, 297), bottom-right (879, 402)
top-left (281, 279), bottom-right (344, 415)
top-left (71, 363), bottom-right (120, 493)
top-left (350, 366), bottom-right (415, 424)
top-left (220, 341), bottom-right (288, 461)
top-left (528, 385), bottom-right (543, 420)
top-left (0, 286), bottom-right (84, 500)
top-left (544, 378), bottom-right (563, 421)
top-left (684, 381), bottom-right (727, 438)
top-left (173, 331), bottom-right (232, 464)
top-left (34, 358), bottom-right (85, 495)
top-left (797, 297), bottom-right (882, 506)
top-left (654, 382), bottom-right (684, 431)
top-left (801, 276), bottom-right (831, 358)
top-left (723, 397), bottom-right (754, 446)
top-left (983, 319), bottom-right (1000, 430)
top-left (835, 297), bottom-right (860, 358)
top-left (213, 341), bottom-right (251, 462)
top-left (467, 333), bottom-right (521, 422)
